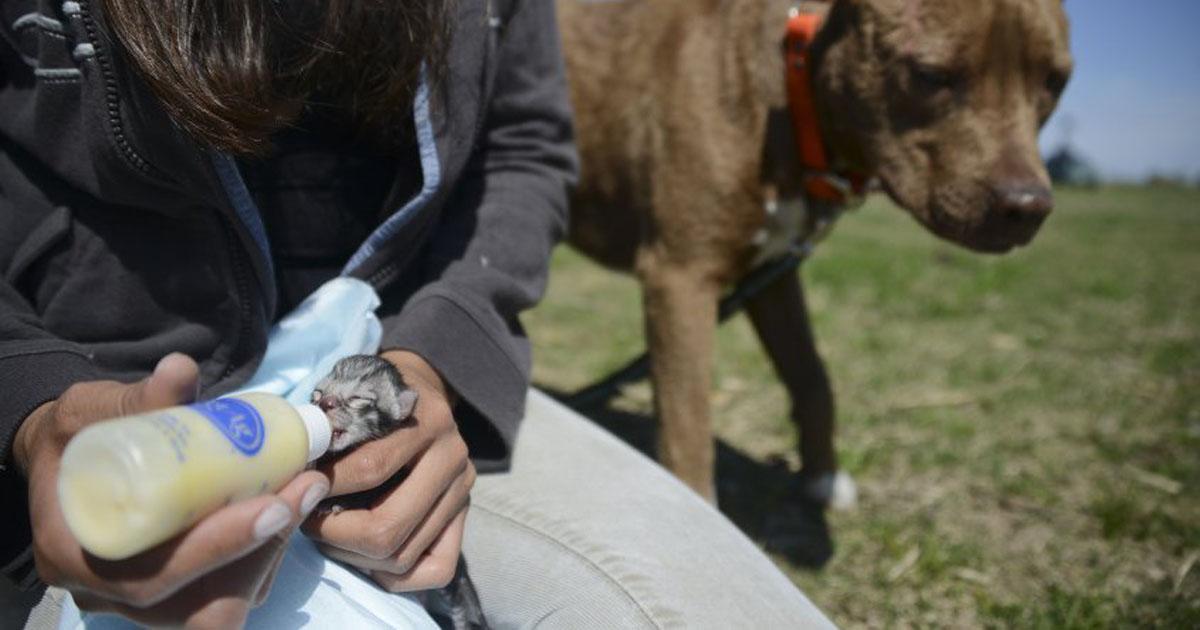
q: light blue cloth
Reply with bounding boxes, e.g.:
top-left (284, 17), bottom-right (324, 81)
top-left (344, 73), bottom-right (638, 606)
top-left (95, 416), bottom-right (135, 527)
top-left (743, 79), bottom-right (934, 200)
top-left (58, 278), bottom-right (438, 630)
top-left (231, 277), bottom-right (384, 406)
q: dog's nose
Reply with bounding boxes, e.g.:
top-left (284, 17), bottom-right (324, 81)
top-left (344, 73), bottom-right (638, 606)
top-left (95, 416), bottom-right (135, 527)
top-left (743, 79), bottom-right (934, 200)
top-left (992, 182), bottom-right (1053, 221)
top-left (976, 178), bottom-right (1054, 250)
top-left (993, 181), bottom-right (1051, 218)
top-left (986, 140), bottom-right (1054, 236)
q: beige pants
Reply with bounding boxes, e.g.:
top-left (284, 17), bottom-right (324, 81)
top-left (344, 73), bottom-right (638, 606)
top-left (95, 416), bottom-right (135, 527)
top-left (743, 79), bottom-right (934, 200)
top-left (8, 390), bottom-right (833, 629)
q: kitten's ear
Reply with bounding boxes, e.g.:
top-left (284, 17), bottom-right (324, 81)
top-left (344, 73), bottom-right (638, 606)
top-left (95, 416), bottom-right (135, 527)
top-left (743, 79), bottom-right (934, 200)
top-left (393, 389), bottom-right (419, 420)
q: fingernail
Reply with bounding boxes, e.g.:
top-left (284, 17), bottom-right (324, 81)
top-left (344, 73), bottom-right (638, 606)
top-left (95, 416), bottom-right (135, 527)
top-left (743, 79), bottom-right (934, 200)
top-left (151, 355), bottom-right (172, 380)
top-left (300, 481), bottom-right (330, 517)
top-left (254, 503), bottom-right (292, 540)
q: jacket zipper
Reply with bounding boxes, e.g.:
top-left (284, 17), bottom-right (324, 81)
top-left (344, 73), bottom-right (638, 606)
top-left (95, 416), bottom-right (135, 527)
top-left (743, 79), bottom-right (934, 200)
top-left (217, 216), bottom-right (253, 380)
top-left (76, 0), bottom-right (157, 176)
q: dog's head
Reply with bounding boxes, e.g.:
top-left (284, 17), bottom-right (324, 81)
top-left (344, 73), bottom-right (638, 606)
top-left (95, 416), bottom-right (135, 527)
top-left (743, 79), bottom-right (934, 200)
top-left (813, 0), bottom-right (1072, 252)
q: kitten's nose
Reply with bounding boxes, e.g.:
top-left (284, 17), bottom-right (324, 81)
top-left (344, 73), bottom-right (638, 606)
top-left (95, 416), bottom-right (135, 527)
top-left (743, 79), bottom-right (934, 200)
top-left (318, 395), bottom-right (340, 412)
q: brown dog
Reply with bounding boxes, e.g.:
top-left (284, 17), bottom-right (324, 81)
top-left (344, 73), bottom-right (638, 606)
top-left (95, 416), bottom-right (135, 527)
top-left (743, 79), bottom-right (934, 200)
top-left (557, 0), bottom-right (1072, 502)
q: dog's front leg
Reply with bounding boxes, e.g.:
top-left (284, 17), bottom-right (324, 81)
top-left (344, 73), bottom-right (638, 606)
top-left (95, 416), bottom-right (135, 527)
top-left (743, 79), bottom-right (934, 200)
top-left (641, 263), bottom-right (722, 502)
top-left (744, 271), bottom-right (836, 474)
top-left (745, 270), bottom-right (854, 509)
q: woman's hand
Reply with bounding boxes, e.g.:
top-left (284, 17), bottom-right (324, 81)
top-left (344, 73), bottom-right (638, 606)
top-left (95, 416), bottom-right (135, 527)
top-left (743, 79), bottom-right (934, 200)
top-left (303, 350), bottom-right (475, 592)
top-left (14, 354), bottom-right (330, 627)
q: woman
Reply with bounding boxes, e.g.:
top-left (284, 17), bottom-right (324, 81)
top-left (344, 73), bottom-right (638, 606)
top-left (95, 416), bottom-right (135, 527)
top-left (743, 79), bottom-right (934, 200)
top-left (0, 0), bottom-right (831, 627)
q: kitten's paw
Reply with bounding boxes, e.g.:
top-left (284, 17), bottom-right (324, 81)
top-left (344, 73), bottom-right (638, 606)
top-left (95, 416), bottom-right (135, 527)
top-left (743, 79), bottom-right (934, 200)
top-left (316, 501), bottom-right (347, 516)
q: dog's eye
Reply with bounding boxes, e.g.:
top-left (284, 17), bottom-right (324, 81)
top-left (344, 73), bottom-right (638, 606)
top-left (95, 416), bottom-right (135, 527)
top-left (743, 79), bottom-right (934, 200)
top-left (910, 62), bottom-right (963, 92)
top-left (1044, 70), bottom-right (1069, 99)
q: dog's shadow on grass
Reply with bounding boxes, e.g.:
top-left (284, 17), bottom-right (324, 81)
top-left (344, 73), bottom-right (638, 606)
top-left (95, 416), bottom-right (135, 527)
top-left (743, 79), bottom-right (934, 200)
top-left (540, 386), bottom-right (834, 570)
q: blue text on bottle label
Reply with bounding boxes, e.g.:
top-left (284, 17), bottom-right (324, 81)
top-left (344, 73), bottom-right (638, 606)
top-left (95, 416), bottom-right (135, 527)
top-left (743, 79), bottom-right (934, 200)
top-left (191, 398), bottom-right (265, 456)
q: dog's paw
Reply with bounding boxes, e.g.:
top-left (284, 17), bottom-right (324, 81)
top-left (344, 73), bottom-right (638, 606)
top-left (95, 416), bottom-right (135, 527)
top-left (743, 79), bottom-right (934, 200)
top-left (801, 470), bottom-right (858, 511)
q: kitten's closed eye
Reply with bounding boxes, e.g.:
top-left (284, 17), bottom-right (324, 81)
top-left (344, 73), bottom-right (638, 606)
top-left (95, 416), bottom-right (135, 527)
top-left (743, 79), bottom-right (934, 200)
top-left (347, 397), bottom-right (374, 411)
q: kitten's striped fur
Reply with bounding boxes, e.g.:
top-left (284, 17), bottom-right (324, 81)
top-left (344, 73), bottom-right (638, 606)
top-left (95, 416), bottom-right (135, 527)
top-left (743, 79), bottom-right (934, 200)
top-left (311, 354), bottom-right (419, 453)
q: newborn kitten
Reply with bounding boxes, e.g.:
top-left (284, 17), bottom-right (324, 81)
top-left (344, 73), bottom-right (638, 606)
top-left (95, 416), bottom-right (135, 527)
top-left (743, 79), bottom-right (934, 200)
top-left (311, 354), bottom-right (419, 454)
top-left (311, 355), bottom-right (489, 630)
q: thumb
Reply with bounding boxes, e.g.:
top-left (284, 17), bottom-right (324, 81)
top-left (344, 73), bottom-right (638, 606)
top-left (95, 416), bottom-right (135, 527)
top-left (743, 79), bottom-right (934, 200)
top-left (118, 353), bottom-right (201, 416)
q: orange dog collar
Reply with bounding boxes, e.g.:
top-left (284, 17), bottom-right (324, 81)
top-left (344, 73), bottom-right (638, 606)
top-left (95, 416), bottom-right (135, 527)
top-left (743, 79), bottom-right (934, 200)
top-left (786, 8), bottom-right (870, 203)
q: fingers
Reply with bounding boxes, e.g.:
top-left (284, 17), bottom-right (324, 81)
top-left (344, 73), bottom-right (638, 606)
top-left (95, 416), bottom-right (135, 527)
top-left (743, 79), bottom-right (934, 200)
top-left (140, 353), bottom-right (203, 410)
top-left (316, 463), bottom-right (473, 573)
top-left (115, 353), bottom-right (201, 417)
top-left (104, 350), bottom-right (200, 420)
top-left (320, 364), bottom-right (457, 497)
top-left (319, 424), bottom-right (425, 496)
top-left (44, 354), bottom-right (201, 447)
top-left (369, 508), bottom-right (468, 593)
top-left (76, 495), bottom-right (289, 606)
top-left (277, 470), bottom-right (333, 520)
top-left (253, 543), bottom-right (288, 607)
top-left (28, 353), bottom-right (322, 626)
top-left (76, 472), bottom-right (329, 607)
top-left (383, 478), bottom-right (471, 576)
top-left (17, 355), bottom-right (202, 479)
top-left (75, 537), bottom-right (283, 628)
top-left (306, 438), bottom-right (468, 560)
top-left (250, 470), bottom-right (330, 607)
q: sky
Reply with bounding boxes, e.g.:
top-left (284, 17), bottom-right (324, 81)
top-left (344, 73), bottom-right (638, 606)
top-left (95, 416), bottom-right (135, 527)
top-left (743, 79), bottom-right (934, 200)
top-left (1039, 0), bottom-right (1200, 181)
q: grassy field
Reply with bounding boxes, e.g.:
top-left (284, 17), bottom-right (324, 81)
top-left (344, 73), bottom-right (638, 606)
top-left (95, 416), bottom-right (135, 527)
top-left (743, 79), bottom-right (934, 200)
top-left (525, 185), bottom-right (1200, 628)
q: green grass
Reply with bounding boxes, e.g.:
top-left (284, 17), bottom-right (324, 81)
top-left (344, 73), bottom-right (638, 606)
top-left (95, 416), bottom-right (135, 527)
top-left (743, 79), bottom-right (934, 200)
top-left (526, 185), bottom-right (1200, 627)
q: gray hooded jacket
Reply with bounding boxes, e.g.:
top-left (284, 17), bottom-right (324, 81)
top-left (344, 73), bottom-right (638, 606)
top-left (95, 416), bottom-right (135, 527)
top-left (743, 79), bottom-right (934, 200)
top-left (0, 0), bottom-right (577, 588)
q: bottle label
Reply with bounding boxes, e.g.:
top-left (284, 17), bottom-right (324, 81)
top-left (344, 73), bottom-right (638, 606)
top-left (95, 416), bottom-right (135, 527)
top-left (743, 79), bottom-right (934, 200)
top-left (191, 398), bottom-right (265, 456)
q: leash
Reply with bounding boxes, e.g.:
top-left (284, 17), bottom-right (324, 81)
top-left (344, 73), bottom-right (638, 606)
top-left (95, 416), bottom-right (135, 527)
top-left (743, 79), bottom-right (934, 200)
top-left (562, 206), bottom-right (847, 408)
top-left (561, 5), bottom-right (865, 408)
top-left (562, 244), bottom-right (812, 409)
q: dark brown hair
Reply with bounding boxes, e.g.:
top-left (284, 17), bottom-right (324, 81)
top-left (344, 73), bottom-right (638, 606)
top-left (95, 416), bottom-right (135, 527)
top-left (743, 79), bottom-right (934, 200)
top-left (100, 0), bottom-right (453, 154)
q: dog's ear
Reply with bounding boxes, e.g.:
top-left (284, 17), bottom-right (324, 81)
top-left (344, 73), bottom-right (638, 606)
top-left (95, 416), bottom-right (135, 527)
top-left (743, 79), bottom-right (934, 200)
top-left (812, 0), bottom-right (859, 57)
top-left (826, 0), bottom-right (863, 11)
